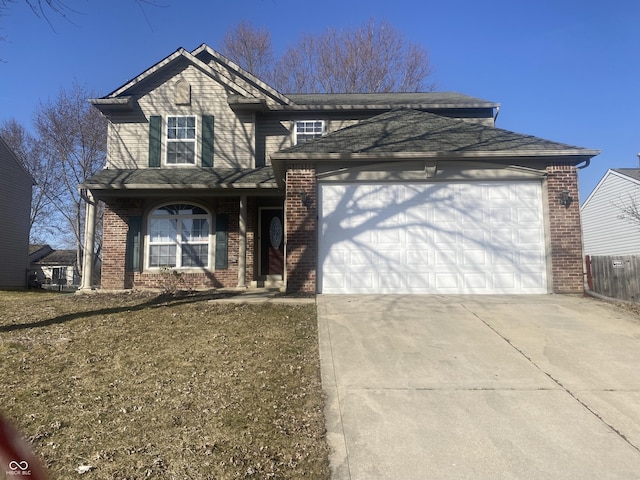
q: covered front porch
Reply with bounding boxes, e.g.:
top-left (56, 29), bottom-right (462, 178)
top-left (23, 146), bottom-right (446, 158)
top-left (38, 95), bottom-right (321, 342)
top-left (80, 167), bottom-right (287, 292)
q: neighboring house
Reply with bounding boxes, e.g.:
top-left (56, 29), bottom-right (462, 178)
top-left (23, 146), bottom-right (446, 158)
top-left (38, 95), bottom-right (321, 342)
top-left (81, 44), bottom-right (599, 295)
top-left (581, 168), bottom-right (640, 255)
top-left (28, 244), bottom-right (81, 289)
top-left (0, 135), bottom-right (34, 289)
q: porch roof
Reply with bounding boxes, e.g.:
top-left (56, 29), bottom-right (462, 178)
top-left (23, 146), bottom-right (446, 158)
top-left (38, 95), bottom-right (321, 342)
top-left (82, 166), bottom-right (280, 192)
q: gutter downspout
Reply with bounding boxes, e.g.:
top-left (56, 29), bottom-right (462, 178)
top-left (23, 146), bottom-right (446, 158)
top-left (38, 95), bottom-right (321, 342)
top-left (576, 158), bottom-right (591, 170)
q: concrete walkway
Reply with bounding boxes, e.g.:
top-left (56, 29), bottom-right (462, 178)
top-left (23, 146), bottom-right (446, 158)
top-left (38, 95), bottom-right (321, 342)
top-left (317, 294), bottom-right (640, 479)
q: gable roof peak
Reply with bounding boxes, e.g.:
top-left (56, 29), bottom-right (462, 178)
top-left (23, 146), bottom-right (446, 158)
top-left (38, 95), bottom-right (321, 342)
top-left (92, 43), bottom-right (293, 109)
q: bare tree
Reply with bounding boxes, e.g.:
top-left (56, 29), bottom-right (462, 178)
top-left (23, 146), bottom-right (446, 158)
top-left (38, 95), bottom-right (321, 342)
top-left (615, 193), bottom-right (640, 226)
top-left (221, 19), bottom-right (434, 94)
top-left (0, 118), bottom-right (62, 244)
top-left (34, 81), bottom-right (106, 275)
top-left (221, 20), bottom-right (274, 82)
top-left (0, 0), bottom-right (163, 31)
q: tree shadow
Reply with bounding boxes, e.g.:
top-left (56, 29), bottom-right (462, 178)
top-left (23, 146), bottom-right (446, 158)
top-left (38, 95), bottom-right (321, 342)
top-left (287, 172), bottom-right (548, 294)
top-left (0, 289), bottom-right (248, 333)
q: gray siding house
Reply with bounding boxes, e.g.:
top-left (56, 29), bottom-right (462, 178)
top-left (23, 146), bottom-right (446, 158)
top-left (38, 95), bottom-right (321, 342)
top-left (0, 135), bottom-right (34, 289)
top-left (581, 168), bottom-right (640, 255)
top-left (81, 44), bottom-right (598, 295)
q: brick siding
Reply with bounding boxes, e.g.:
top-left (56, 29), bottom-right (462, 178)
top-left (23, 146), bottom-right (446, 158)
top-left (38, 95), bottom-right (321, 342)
top-left (101, 198), bottom-right (256, 291)
top-left (102, 200), bottom-right (142, 290)
top-left (546, 162), bottom-right (584, 293)
top-left (285, 166), bottom-right (317, 293)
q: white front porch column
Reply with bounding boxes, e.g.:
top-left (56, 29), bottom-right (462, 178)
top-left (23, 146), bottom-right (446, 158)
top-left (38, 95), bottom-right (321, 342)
top-left (237, 194), bottom-right (247, 288)
top-left (80, 190), bottom-right (96, 290)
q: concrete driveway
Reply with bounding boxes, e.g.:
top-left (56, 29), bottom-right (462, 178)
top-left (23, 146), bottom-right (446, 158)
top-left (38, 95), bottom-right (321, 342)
top-left (317, 294), bottom-right (640, 479)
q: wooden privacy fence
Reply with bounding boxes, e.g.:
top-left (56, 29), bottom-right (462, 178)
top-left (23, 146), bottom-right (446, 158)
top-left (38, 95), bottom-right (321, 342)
top-left (585, 255), bottom-right (640, 302)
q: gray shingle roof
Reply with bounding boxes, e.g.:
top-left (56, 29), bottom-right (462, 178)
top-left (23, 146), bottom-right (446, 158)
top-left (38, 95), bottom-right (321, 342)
top-left (83, 166), bottom-right (278, 189)
top-left (33, 250), bottom-right (77, 266)
top-left (286, 92), bottom-right (498, 108)
top-left (613, 168), bottom-right (640, 181)
top-left (279, 109), bottom-right (595, 156)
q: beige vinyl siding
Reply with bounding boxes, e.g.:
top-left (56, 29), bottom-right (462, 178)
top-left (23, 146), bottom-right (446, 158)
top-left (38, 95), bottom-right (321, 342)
top-left (259, 116), bottom-right (361, 165)
top-left (0, 137), bottom-right (33, 288)
top-left (581, 171), bottom-right (640, 255)
top-left (107, 63), bottom-right (255, 169)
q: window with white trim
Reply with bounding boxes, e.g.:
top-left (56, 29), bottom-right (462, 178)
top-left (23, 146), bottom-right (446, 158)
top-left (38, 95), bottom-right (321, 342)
top-left (166, 116), bottom-right (196, 164)
top-left (148, 204), bottom-right (210, 268)
top-left (295, 120), bottom-right (325, 144)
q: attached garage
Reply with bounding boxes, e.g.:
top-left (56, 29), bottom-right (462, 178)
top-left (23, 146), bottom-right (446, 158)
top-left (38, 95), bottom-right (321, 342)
top-left (318, 181), bottom-right (547, 294)
top-left (273, 108), bottom-right (600, 295)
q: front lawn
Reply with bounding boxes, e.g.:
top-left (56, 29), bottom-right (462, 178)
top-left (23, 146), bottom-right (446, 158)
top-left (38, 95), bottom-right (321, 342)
top-left (0, 291), bottom-right (329, 479)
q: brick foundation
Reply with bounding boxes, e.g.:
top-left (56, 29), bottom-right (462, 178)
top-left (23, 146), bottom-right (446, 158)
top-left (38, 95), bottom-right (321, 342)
top-left (546, 163), bottom-right (584, 294)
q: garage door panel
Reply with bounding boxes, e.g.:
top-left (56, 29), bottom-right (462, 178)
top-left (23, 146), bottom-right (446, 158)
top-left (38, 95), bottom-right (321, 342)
top-left (319, 182), bottom-right (547, 294)
top-left (406, 249), bottom-right (431, 266)
top-left (492, 250), bottom-right (515, 265)
top-left (464, 273), bottom-right (489, 290)
top-left (463, 250), bottom-right (487, 265)
top-left (519, 250), bottom-right (545, 266)
top-left (434, 228), bottom-right (457, 244)
top-left (435, 274), bottom-right (459, 289)
top-left (493, 273), bottom-right (516, 289)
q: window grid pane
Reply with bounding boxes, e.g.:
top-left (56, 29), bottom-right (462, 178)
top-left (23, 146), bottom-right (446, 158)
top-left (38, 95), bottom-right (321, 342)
top-left (181, 219), bottom-right (209, 242)
top-left (167, 116), bottom-right (196, 164)
top-left (295, 120), bottom-right (324, 144)
top-left (148, 204), bottom-right (210, 269)
top-left (181, 244), bottom-right (208, 267)
top-left (167, 142), bottom-right (195, 164)
top-left (149, 245), bottom-right (177, 268)
top-left (150, 219), bottom-right (177, 242)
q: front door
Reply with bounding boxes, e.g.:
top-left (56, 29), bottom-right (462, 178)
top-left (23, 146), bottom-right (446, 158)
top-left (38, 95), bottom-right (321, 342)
top-left (259, 208), bottom-right (284, 276)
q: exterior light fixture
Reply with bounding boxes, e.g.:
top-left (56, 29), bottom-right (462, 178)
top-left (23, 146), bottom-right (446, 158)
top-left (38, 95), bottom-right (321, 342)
top-left (300, 190), bottom-right (308, 204)
top-left (560, 189), bottom-right (571, 208)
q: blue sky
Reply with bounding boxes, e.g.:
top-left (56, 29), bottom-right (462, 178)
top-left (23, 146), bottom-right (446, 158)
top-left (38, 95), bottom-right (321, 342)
top-left (1, 0), bottom-right (638, 199)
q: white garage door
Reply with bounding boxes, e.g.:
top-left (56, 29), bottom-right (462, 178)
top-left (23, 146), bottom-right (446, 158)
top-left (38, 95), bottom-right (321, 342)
top-left (318, 182), bottom-right (547, 294)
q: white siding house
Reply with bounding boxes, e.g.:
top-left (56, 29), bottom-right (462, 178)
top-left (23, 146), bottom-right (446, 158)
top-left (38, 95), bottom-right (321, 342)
top-left (0, 135), bottom-right (34, 288)
top-left (581, 168), bottom-right (640, 255)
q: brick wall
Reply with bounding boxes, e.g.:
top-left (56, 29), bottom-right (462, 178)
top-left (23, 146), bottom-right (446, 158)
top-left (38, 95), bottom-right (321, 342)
top-left (546, 162), bottom-right (584, 293)
top-left (102, 200), bottom-right (142, 290)
top-left (101, 197), bottom-right (255, 291)
top-left (285, 166), bottom-right (317, 293)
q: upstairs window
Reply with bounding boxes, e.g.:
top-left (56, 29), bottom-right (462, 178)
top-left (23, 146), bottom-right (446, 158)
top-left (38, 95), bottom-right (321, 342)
top-left (295, 120), bottom-right (325, 144)
top-left (148, 204), bottom-right (210, 269)
top-left (166, 116), bottom-right (196, 164)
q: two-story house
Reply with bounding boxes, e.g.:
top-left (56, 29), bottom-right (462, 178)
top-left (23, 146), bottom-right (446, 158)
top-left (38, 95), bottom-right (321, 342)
top-left (81, 44), bottom-right (599, 294)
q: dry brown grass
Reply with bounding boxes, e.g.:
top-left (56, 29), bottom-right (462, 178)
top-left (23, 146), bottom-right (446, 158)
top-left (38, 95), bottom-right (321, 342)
top-left (0, 290), bottom-right (329, 479)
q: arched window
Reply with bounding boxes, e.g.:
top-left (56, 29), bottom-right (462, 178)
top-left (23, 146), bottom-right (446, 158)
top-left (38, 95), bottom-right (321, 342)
top-left (148, 204), bottom-right (210, 268)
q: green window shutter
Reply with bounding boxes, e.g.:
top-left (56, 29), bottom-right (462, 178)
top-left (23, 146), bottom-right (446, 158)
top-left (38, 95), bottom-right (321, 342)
top-left (201, 115), bottom-right (214, 167)
top-left (126, 216), bottom-right (142, 272)
top-left (148, 115), bottom-right (162, 168)
top-left (215, 214), bottom-right (228, 269)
